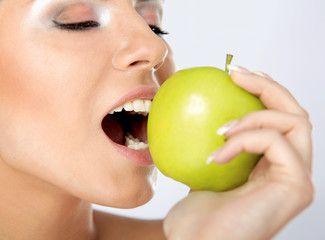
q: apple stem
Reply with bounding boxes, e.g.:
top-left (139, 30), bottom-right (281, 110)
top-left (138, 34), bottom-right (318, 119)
top-left (225, 54), bottom-right (233, 74)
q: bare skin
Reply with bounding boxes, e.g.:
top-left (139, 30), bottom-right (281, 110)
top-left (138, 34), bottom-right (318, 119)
top-left (0, 0), bottom-right (313, 240)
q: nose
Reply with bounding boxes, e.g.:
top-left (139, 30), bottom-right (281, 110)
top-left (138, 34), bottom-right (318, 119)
top-left (112, 13), bottom-right (168, 72)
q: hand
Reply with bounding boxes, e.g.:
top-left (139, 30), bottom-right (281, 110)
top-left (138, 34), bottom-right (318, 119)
top-left (163, 66), bottom-right (314, 240)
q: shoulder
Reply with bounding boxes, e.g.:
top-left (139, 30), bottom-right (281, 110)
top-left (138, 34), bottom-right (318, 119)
top-left (94, 210), bottom-right (166, 240)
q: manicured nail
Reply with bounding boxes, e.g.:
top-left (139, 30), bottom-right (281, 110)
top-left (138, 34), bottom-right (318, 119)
top-left (206, 155), bottom-right (215, 165)
top-left (217, 120), bottom-right (239, 136)
top-left (206, 149), bottom-right (221, 164)
top-left (227, 64), bottom-right (250, 74)
top-left (252, 71), bottom-right (267, 78)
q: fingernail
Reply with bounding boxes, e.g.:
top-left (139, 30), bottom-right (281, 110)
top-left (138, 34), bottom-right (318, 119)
top-left (206, 149), bottom-right (221, 164)
top-left (227, 64), bottom-right (250, 74)
top-left (206, 155), bottom-right (215, 165)
top-left (217, 120), bottom-right (239, 136)
top-left (252, 71), bottom-right (267, 78)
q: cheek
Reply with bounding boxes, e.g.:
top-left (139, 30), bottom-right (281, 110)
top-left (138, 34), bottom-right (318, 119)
top-left (0, 19), bottom-right (110, 135)
top-left (0, 33), bottom-right (87, 147)
top-left (0, 23), bottom-right (108, 165)
top-left (0, 19), bottom-right (75, 175)
top-left (0, 36), bottom-right (88, 183)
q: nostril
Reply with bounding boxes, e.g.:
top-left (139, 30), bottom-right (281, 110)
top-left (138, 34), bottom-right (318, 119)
top-left (129, 60), bottom-right (150, 67)
top-left (154, 61), bottom-right (164, 70)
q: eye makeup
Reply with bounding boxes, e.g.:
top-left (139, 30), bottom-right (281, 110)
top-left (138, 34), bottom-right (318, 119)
top-left (135, 0), bottom-right (164, 26)
top-left (135, 0), bottom-right (168, 37)
top-left (148, 25), bottom-right (168, 36)
top-left (27, 0), bottom-right (167, 35)
top-left (27, 0), bottom-right (110, 29)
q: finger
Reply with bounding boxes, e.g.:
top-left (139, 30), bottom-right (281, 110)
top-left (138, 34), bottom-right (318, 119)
top-left (220, 110), bottom-right (307, 136)
top-left (208, 129), bottom-right (307, 179)
top-left (227, 65), bottom-right (308, 117)
top-left (216, 111), bottom-right (313, 170)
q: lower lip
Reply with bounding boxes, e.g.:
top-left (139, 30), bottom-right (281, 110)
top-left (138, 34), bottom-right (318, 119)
top-left (109, 139), bottom-right (154, 166)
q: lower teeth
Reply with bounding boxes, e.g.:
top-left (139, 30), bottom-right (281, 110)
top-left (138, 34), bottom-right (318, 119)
top-left (125, 133), bottom-right (148, 150)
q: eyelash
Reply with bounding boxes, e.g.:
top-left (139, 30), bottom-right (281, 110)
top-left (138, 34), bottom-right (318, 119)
top-left (53, 20), bottom-right (100, 31)
top-left (149, 25), bottom-right (169, 36)
top-left (53, 20), bottom-right (169, 36)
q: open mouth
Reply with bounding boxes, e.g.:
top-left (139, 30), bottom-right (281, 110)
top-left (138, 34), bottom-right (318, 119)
top-left (102, 99), bottom-right (152, 150)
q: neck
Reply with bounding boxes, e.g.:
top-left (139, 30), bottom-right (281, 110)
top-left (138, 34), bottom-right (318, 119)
top-left (0, 161), bottom-right (96, 240)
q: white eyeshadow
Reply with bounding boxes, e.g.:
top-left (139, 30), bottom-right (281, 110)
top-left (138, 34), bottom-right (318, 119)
top-left (28, 0), bottom-right (111, 28)
top-left (95, 5), bottom-right (110, 26)
top-left (30, 0), bottom-right (67, 20)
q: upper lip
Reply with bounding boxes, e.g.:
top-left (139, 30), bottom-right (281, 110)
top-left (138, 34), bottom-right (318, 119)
top-left (105, 86), bottom-right (159, 115)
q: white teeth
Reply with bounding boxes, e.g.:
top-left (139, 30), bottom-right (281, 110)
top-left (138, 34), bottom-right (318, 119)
top-left (109, 99), bottom-right (151, 115)
top-left (145, 100), bottom-right (151, 112)
top-left (125, 133), bottom-right (148, 150)
top-left (133, 99), bottom-right (146, 112)
top-left (114, 106), bottom-right (123, 112)
top-left (107, 100), bottom-right (151, 150)
top-left (123, 102), bottom-right (133, 111)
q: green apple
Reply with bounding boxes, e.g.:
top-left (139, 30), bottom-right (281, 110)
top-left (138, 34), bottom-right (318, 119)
top-left (147, 57), bottom-right (266, 192)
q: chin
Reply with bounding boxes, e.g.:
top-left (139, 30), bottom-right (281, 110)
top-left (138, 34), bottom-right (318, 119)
top-left (79, 165), bottom-right (158, 209)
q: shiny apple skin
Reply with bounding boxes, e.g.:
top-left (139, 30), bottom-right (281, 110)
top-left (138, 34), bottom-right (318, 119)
top-left (148, 67), bottom-right (265, 191)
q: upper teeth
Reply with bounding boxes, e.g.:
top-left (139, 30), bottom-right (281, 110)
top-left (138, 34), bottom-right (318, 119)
top-left (109, 99), bottom-right (152, 115)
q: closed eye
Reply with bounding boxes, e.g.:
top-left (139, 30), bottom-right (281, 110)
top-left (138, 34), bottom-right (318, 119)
top-left (52, 20), bottom-right (168, 35)
top-left (53, 20), bottom-right (100, 31)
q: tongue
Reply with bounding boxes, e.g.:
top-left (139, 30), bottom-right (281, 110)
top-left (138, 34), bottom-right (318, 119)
top-left (102, 115), bottom-right (124, 145)
top-left (129, 117), bottom-right (148, 143)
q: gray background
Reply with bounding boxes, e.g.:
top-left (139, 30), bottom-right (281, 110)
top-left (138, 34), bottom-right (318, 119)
top-left (94, 0), bottom-right (325, 239)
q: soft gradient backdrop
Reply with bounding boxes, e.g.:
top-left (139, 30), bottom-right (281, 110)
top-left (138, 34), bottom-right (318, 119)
top-left (94, 0), bottom-right (325, 239)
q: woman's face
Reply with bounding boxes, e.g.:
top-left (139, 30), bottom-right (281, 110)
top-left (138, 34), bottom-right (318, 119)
top-left (0, 0), bottom-right (175, 207)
